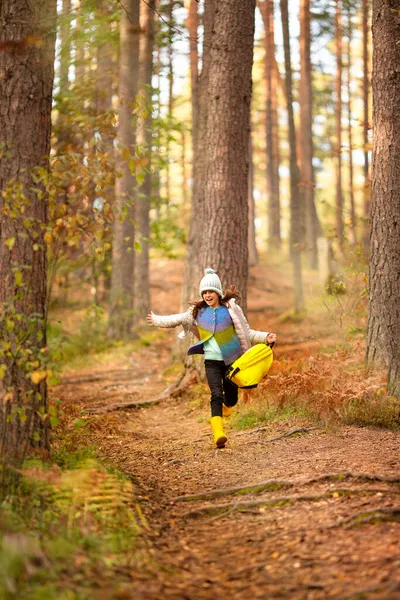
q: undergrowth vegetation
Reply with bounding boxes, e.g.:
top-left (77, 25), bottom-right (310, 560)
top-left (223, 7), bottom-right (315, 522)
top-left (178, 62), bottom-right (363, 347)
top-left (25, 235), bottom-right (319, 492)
top-left (0, 395), bottom-right (149, 600)
top-left (0, 448), bottom-right (146, 600)
top-left (236, 341), bottom-right (400, 431)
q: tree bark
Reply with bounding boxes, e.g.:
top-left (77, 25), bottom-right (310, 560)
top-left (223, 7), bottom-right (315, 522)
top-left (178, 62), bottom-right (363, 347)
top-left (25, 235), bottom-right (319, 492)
top-left (181, 0), bottom-right (216, 307)
top-left (74, 0), bottom-right (86, 85)
top-left (248, 129), bottom-right (259, 267)
top-left (280, 0), bottom-right (304, 313)
top-left (299, 0), bottom-right (319, 269)
top-left (366, 0), bottom-right (400, 397)
top-left (335, 0), bottom-right (344, 248)
top-left (362, 0), bottom-right (371, 254)
top-left (109, 0), bottom-right (140, 338)
top-left (198, 0), bottom-right (256, 313)
top-left (346, 6), bottom-right (356, 246)
top-left (0, 0), bottom-right (56, 464)
top-left (57, 0), bottom-right (71, 150)
top-left (186, 0), bottom-right (199, 164)
top-left (260, 0), bottom-right (281, 250)
top-left (165, 0), bottom-right (174, 211)
top-left (134, 0), bottom-right (155, 325)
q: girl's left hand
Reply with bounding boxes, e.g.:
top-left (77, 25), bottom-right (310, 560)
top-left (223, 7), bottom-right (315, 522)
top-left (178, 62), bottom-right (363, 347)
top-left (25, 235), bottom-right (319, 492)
top-left (266, 333), bottom-right (277, 344)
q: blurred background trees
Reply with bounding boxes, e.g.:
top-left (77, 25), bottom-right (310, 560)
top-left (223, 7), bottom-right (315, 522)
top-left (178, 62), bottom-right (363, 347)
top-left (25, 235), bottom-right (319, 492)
top-left (46, 0), bottom-right (375, 322)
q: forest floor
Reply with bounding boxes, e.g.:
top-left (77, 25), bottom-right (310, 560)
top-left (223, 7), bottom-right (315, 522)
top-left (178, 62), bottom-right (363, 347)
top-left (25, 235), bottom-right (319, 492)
top-left (53, 259), bottom-right (400, 600)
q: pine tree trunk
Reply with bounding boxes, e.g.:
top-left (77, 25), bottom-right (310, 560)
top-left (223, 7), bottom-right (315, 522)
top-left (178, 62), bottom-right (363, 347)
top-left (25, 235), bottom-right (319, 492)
top-left (366, 0), bottom-right (400, 397)
top-left (280, 0), bottom-right (304, 313)
top-left (181, 0), bottom-right (216, 307)
top-left (335, 0), bottom-right (344, 248)
top-left (74, 0), bottom-right (86, 85)
top-left (153, 44), bottom-right (162, 217)
top-left (181, 128), bottom-right (189, 206)
top-left (134, 0), bottom-right (155, 326)
top-left (299, 0), bottom-right (318, 269)
top-left (109, 0), bottom-right (140, 338)
top-left (362, 0), bottom-right (370, 254)
top-left (96, 4), bottom-right (114, 140)
top-left (0, 0), bottom-right (56, 464)
top-left (261, 0), bottom-right (281, 250)
top-left (165, 0), bottom-right (174, 211)
top-left (95, 2), bottom-right (115, 304)
top-left (58, 0), bottom-right (71, 150)
top-left (347, 7), bottom-right (356, 246)
top-left (199, 0), bottom-right (256, 313)
top-left (187, 0), bottom-right (199, 164)
top-left (248, 129), bottom-right (259, 267)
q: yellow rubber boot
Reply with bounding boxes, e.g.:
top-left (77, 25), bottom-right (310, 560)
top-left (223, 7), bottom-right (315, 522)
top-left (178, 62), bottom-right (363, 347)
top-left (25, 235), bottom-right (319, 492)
top-left (210, 416), bottom-right (227, 448)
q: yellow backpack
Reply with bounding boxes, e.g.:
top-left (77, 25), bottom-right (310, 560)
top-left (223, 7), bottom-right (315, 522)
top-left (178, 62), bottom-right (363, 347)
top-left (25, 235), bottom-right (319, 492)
top-left (225, 343), bottom-right (274, 389)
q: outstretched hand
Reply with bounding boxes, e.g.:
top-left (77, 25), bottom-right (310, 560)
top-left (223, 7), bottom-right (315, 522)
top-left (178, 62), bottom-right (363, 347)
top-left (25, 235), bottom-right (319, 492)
top-left (266, 332), bottom-right (277, 345)
top-left (146, 313), bottom-right (154, 326)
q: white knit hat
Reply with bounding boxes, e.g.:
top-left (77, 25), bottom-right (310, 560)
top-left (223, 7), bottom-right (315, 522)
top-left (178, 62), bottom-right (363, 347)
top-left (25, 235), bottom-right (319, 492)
top-left (199, 268), bottom-right (223, 297)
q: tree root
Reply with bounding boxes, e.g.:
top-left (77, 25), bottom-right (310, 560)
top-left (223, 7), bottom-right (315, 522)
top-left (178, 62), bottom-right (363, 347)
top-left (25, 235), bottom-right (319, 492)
top-left (328, 507), bottom-right (400, 530)
top-left (180, 488), bottom-right (398, 519)
top-left (173, 471), bottom-right (400, 503)
top-left (84, 397), bottom-right (160, 414)
top-left (84, 368), bottom-right (199, 414)
top-left (245, 426), bottom-right (320, 444)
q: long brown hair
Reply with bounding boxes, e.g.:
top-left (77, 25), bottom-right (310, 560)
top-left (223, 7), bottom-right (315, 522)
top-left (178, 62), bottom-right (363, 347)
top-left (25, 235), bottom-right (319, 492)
top-left (189, 285), bottom-right (240, 320)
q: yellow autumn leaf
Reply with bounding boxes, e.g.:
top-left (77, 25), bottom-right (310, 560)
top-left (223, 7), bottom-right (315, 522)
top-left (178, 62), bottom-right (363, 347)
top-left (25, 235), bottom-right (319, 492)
top-left (44, 232), bottom-right (52, 244)
top-left (5, 237), bottom-right (15, 250)
top-left (15, 270), bottom-right (23, 287)
top-left (30, 370), bottom-right (48, 385)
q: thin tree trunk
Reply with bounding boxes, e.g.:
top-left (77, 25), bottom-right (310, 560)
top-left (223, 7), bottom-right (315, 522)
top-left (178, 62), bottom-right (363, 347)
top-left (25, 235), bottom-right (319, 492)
top-left (165, 0), bottom-right (174, 211)
top-left (58, 0), bottom-right (71, 151)
top-left (260, 0), bottom-right (281, 250)
top-left (335, 0), bottom-right (344, 248)
top-left (181, 128), bottom-right (189, 207)
top-left (109, 0), bottom-right (140, 338)
top-left (248, 128), bottom-right (258, 267)
top-left (199, 0), bottom-right (256, 313)
top-left (187, 0), bottom-right (199, 165)
top-left (134, 0), bottom-right (155, 326)
top-left (0, 0), bottom-right (56, 464)
top-left (280, 0), bottom-right (304, 313)
top-left (299, 0), bottom-right (318, 269)
top-left (74, 0), bottom-right (86, 85)
top-left (153, 43), bottom-right (162, 218)
top-left (96, 2), bottom-right (115, 304)
top-left (366, 0), bottom-right (400, 397)
top-left (96, 4), bottom-right (114, 145)
top-left (271, 48), bottom-right (281, 249)
top-left (347, 6), bottom-right (356, 246)
top-left (362, 0), bottom-right (370, 254)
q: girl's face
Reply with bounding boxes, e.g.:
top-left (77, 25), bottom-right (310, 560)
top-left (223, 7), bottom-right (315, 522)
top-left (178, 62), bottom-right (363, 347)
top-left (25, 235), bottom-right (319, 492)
top-left (202, 290), bottom-right (221, 308)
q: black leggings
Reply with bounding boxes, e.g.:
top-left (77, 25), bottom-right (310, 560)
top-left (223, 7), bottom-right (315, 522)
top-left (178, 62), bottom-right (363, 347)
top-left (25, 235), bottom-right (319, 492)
top-left (204, 360), bottom-right (239, 418)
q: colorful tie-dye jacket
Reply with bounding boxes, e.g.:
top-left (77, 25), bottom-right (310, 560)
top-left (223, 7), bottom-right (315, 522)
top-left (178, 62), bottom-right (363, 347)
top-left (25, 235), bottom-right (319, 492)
top-left (150, 299), bottom-right (270, 364)
top-left (187, 305), bottom-right (242, 364)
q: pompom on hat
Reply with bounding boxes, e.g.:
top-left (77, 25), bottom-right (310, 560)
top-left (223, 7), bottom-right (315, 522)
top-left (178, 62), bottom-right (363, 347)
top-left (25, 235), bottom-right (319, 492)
top-left (199, 268), bottom-right (223, 298)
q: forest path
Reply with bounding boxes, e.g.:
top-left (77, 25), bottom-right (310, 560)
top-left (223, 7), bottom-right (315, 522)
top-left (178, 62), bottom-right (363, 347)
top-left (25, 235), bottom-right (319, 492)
top-left (55, 261), bottom-right (400, 599)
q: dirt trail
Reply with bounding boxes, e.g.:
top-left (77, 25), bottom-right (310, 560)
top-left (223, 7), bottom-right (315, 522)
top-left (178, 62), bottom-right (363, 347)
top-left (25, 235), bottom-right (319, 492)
top-left (56, 262), bottom-right (400, 599)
